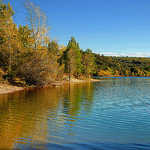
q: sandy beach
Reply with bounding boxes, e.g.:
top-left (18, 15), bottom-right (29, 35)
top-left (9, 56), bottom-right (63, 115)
top-left (0, 78), bottom-right (101, 95)
top-left (0, 84), bottom-right (25, 95)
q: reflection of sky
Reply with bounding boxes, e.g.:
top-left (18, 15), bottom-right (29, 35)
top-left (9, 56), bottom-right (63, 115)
top-left (46, 78), bottom-right (150, 145)
top-left (92, 77), bottom-right (150, 143)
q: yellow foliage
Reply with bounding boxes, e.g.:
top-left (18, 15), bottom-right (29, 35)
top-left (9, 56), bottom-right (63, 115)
top-left (98, 70), bottom-right (112, 77)
top-left (114, 70), bottom-right (119, 76)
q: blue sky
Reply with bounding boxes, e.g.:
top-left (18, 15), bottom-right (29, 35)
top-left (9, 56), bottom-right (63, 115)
top-left (7, 0), bottom-right (150, 57)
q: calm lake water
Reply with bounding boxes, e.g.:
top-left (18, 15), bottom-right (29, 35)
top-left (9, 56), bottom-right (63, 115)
top-left (0, 77), bottom-right (150, 149)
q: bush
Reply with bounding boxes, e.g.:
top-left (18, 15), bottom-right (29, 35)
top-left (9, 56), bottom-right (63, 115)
top-left (17, 53), bottom-right (63, 86)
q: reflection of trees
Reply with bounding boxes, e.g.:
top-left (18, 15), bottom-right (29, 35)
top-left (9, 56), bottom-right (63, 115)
top-left (0, 88), bottom-right (60, 149)
top-left (82, 82), bottom-right (95, 112)
top-left (0, 82), bottom-right (95, 149)
top-left (60, 82), bottom-right (94, 116)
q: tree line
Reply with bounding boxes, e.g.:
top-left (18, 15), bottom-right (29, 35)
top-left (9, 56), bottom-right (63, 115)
top-left (0, 1), bottom-right (150, 86)
top-left (95, 55), bottom-right (150, 77)
top-left (0, 1), bottom-right (95, 85)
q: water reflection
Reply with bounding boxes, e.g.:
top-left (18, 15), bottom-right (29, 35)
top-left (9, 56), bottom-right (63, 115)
top-left (60, 82), bottom-right (94, 116)
top-left (0, 88), bottom-right (59, 149)
top-left (1, 78), bottom-right (150, 149)
top-left (0, 82), bottom-right (94, 149)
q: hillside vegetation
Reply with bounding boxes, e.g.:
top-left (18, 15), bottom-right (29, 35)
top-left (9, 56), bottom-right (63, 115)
top-left (95, 55), bottom-right (150, 77)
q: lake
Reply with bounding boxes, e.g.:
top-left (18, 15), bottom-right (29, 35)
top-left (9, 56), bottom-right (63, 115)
top-left (0, 77), bottom-right (150, 149)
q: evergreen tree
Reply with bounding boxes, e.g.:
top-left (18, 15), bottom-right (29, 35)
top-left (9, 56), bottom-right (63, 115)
top-left (48, 40), bottom-right (59, 54)
top-left (63, 36), bottom-right (82, 78)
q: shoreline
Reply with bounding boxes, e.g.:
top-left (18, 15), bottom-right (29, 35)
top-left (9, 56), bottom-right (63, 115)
top-left (0, 78), bottom-right (101, 95)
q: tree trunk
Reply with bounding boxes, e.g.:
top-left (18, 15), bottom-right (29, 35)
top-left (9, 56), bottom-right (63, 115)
top-left (35, 42), bottom-right (37, 51)
top-left (8, 36), bottom-right (11, 71)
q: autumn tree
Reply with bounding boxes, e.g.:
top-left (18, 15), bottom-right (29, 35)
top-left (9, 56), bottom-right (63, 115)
top-left (47, 40), bottom-right (64, 81)
top-left (24, 0), bottom-right (50, 51)
top-left (18, 25), bottom-right (33, 53)
top-left (0, 1), bottom-right (17, 71)
top-left (82, 48), bottom-right (95, 78)
top-left (15, 0), bottom-right (56, 85)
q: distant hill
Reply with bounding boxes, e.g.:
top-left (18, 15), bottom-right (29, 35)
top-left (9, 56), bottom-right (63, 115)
top-left (94, 54), bottom-right (150, 76)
